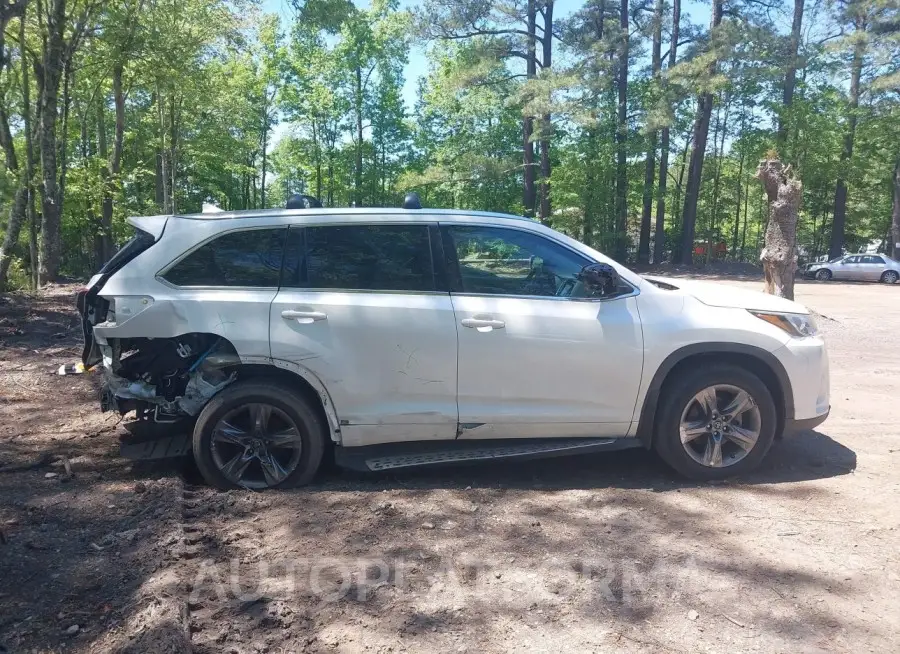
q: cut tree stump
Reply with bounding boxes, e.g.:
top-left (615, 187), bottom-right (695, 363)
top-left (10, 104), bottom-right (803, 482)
top-left (756, 158), bottom-right (802, 300)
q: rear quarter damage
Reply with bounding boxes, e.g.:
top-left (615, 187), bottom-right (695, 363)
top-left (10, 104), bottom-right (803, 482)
top-left (95, 331), bottom-right (239, 422)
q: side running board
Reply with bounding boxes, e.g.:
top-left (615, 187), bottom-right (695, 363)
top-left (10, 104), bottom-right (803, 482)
top-left (334, 437), bottom-right (640, 472)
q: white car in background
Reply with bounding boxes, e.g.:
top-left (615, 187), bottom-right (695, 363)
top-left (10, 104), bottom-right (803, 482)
top-left (804, 254), bottom-right (900, 283)
top-left (77, 204), bottom-right (830, 489)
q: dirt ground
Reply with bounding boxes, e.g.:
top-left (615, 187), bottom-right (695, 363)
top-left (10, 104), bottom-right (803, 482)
top-left (1, 278), bottom-right (899, 654)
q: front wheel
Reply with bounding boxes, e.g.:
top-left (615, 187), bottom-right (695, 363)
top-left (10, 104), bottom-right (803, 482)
top-left (815, 268), bottom-right (832, 281)
top-left (192, 381), bottom-right (326, 490)
top-left (654, 365), bottom-right (777, 480)
top-left (881, 270), bottom-right (899, 284)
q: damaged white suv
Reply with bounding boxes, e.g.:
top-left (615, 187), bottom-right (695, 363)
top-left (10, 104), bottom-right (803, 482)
top-left (78, 206), bottom-right (830, 489)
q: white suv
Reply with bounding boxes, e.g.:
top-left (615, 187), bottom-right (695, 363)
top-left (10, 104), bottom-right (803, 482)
top-left (77, 207), bottom-right (830, 489)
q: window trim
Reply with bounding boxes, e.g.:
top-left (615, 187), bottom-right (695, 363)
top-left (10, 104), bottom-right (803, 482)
top-left (156, 225), bottom-right (288, 290)
top-left (280, 221), bottom-right (445, 295)
top-left (439, 221), bottom-right (638, 302)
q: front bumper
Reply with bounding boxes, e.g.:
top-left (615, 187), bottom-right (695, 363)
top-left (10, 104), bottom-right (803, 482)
top-left (785, 407), bottom-right (830, 433)
top-left (773, 335), bottom-right (830, 426)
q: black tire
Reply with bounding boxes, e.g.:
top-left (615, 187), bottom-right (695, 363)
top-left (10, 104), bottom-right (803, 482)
top-left (815, 268), bottom-right (832, 281)
top-left (192, 381), bottom-right (326, 490)
top-left (881, 270), bottom-right (899, 284)
top-left (653, 364), bottom-right (777, 481)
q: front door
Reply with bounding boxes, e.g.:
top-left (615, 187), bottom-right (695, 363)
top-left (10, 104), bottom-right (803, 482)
top-left (270, 223), bottom-right (458, 447)
top-left (443, 224), bottom-right (644, 440)
top-left (833, 255), bottom-right (860, 280)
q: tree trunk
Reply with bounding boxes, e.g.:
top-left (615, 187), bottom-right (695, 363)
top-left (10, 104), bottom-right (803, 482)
top-left (707, 99), bottom-right (729, 263)
top-left (830, 20), bottom-right (864, 259)
top-left (677, 0), bottom-right (722, 264)
top-left (756, 159), bottom-right (801, 299)
top-left (169, 94), bottom-right (178, 213)
top-left (106, 62), bottom-right (125, 247)
top-left (522, 0), bottom-right (537, 218)
top-left (740, 168), bottom-right (750, 262)
top-left (653, 0), bottom-right (680, 265)
top-left (614, 0), bottom-right (629, 262)
top-left (37, 0), bottom-right (68, 283)
top-left (261, 113), bottom-right (268, 209)
top-left (638, 0), bottom-right (663, 265)
top-left (891, 157), bottom-right (900, 261)
top-left (312, 119), bottom-right (322, 201)
top-left (354, 63), bottom-right (363, 207)
top-left (777, 0), bottom-right (804, 152)
top-left (732, 143), bottom-right (745, 257)
top-left (57, 55), bottom-right (73, 224)
top-left (677, 95), bottom-right (714, 264)
top-left (156, 87), bottom-right (172, 213)
top-left (0, 18), bottom-right (25, 286)
top-left (583, 128), bottom-right (599, 247)
top-left (23, 12), bottom-right (37, 288)
top-left (97, 91), bottom-right (110, 266)
top-left (538, 1), bottom-right (553, 225)
top-left (0, 185), bottom-right (29, 288)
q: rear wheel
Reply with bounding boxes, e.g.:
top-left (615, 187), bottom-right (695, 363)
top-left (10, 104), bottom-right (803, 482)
top-left (881, 270), bottom-right (899, 284)
top-left (654, 365), bottom-right (777, 481)
top-left (815, 268), bottom-right (832, 281)
top-left (192, 381), bottom-right (325, 490)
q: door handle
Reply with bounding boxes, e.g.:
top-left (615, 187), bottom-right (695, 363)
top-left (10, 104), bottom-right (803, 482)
top-left (281, 309), bottom-right (327, 324)
top-left (461, 318), bottom-right (505, 332)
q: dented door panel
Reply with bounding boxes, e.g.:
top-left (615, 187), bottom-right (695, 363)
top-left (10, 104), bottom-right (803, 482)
top-left (270, 291), bottom-right (459, 447)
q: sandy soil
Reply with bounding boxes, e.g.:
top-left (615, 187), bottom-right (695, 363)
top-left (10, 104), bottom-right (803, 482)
top-left (1, 278), bottom-right (898, 653)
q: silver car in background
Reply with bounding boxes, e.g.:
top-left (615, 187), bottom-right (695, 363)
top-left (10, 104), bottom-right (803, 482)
top-left (804, 254), bottom-right (900, 284)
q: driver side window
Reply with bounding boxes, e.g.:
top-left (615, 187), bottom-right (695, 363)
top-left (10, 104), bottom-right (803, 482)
top-left (445, 225), bottom-right (592, 298)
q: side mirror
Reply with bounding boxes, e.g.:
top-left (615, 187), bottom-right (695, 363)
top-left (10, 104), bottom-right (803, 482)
top-left (578, 263), bottom-right (620, 298)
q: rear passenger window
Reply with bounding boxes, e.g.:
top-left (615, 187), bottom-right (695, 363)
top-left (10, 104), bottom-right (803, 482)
top-left (284, 225), bottom-right (435, 292)
top-left (163, 228), bottom-right (286, 287)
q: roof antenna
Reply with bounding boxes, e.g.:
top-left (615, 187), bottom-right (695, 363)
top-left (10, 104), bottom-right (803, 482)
top-left (286, 194), bottom-right (322, 209)
top-left (402, 192), bottom-right (422, 210)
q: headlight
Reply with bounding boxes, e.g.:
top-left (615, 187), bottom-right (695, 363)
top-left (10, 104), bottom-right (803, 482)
top-left (749, 311), bottom-right (818, 338)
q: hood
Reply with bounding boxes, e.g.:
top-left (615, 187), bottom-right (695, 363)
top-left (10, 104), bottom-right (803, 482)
top-left (643, 276), bottom-right (809, 314)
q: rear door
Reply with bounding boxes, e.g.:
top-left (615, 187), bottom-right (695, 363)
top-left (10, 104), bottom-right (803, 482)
top-left (269, 222), bottom-right (459, 447)
top-left (860, 255), bottom-right (885, 281)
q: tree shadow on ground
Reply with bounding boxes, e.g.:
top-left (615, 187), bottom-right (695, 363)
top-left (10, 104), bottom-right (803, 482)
top-left (308, 429), bottom-right (854, 492)
top-left (174, 426), bottom-right (873, 652)
top-left (1, 286), bottom-right (190, 654)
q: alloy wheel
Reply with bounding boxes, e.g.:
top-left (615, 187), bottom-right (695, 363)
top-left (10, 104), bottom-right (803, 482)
top-left (679, 384), bottom-right (762, 468)
top-left (883, 271), bottom-right (899, 284)
top-left (210, 403), bottom-right (304, 489)
top-left (815, 269), bottom-right (831, 281)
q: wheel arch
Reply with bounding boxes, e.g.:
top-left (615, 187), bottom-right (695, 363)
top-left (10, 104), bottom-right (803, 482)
top-left (635, 343), bottom-right (793, 448)
top-left (234, 357), bottom-right (342, 444)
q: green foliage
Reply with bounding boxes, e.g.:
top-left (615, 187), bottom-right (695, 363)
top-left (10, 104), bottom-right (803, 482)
top-left (0, 0), bottom-right (898, 289)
